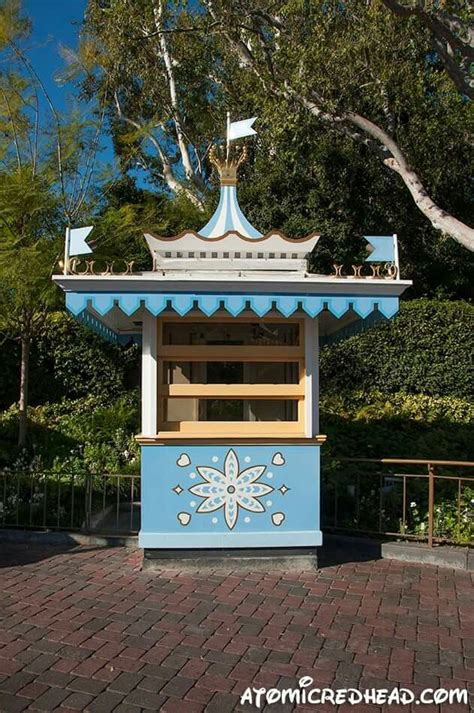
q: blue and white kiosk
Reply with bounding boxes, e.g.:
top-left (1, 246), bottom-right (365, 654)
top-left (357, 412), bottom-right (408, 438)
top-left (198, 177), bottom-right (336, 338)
top-left (54, 142), bottom-right (411, 560)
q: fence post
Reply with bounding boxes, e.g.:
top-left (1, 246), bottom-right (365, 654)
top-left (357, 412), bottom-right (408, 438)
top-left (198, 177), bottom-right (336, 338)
top-left (84, 474), bottom-right (91, 532)
top-left (428, 463), bottom-right (435, 547)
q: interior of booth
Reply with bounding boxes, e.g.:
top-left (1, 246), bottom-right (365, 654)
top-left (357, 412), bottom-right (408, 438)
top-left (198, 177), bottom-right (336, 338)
top-left (156, 316), bottom-right (306, 435)
top-left (80, 304), bottom-right (381, 439)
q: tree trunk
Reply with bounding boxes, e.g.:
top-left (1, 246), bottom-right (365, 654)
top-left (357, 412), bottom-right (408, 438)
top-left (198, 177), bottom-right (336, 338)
top-left (18, 335), bottom-right (30, 447)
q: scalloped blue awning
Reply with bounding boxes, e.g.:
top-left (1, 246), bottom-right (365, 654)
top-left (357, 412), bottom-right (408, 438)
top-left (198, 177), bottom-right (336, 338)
top-left (65, 291), bottom-right (399, 326)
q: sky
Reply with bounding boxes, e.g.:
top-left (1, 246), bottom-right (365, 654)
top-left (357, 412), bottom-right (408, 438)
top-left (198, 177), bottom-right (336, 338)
top-left (21, 0), bottom-right (119, 184)
top-left (23, 0), bottom-right (88, 112)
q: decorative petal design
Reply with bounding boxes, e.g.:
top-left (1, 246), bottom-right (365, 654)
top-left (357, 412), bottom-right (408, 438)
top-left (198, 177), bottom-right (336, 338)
top-left (196, 494), bottom-right (226, 513)
top-left (236, 494), bottom-right (265, 513)
top-left (239, 482), bottom-right (273, 498)
top-left (237, 464), bottom-right (266, 485)
top-left (224, 496), bottom-right (238, 529)
top-left (188, 448), bottom-right (277, 530)
top-left (224, 449), bottom-right (239, 484)
top-left (189, 482), bottom-right (225, 498)
top-left (195, 466), bottom-right (227, 485)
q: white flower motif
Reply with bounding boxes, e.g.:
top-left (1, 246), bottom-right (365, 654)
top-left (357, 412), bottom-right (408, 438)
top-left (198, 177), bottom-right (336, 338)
top-left (189, 449), bottom-right (274, 530)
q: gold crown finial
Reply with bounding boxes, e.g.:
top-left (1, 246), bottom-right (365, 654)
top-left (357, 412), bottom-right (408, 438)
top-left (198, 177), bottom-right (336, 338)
top-left (209, 144), bottom-right (248, 186)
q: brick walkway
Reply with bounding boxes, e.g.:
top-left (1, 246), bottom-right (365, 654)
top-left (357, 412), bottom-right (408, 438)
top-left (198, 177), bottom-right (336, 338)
top-left (0, 543), bottom-right (472, 712)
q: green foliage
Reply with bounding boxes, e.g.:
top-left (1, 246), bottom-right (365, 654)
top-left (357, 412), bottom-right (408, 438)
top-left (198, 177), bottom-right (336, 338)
top-left (0, 391), bottom-right (141, 473)
top-left (90, 177), bottom-right (209, 269)
top-left (238, 114), bottom-right (474, 298)
top-left (0, 170), bottom-right (61, 342)
top-left (0, 311), bottom-right (139, 409)
top-left (34, 312), bottom-right (139, 402)
top-left (320, 389), bottom-right (473, 461)
top-left (320, 300), bottom-right (474, 398)
top-left (406, 489), bottom-right (474, 544)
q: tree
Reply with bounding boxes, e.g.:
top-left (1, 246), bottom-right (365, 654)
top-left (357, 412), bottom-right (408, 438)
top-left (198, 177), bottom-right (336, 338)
top-left (381, 0), bottom-right (474, 99)
top-left (0, 0), bottom-right (110, 444)
top-left (81, 0), bottom-right (473, 251)
top-left (0, 174), bottom-right (60, 445)
top-left (201, 0), bottom-right (473, 251)
top-left (76, 0), bottom-right (222, 208)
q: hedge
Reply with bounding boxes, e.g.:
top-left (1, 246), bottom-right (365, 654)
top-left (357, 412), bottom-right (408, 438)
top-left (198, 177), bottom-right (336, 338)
top-left (320, 299), bottom-right (474, 398)
top-left (0, 312), bottom-right (140, 409)
top-left (1, 389), bottom-right (472, 470)
top-left (320, 390), bottom-right (474, 461)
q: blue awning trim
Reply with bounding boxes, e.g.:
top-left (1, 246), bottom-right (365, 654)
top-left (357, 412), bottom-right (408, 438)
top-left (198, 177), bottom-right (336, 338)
top-left (76, 310), bottom-right (119, 343)
top-left (65, 291), bottom-right (400, 324)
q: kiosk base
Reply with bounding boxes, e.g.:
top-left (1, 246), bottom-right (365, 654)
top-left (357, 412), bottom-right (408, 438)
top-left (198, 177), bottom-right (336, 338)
top-left (142, 546), bottom-right (319, 571)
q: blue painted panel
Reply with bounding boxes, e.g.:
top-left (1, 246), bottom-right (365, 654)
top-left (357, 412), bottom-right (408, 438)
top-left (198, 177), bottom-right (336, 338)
top-left (170, 294), bottom-right (194, 316)
top-left (327, 296), bottom-right (349, 318)
top-left (65, 291), bottom-right (399, 322)
top-left (147, 294), bottom-right (168, 315)
top-left (249, 296), bottom-right (273, 317)
top-left (223, 295), bottom-right (246, 317)
top-left (93, 294), bottom-right (115, 316)
top-left (377, 297), bottom-right (399, 318)
top-left (120, 294), bottom-right (142, 316)
top-left (65, 292), bottom-right (88, 315)
top-left (139, 444), bottom-right (322, 549)
top-left (275, 296), bottom-right (299, 317)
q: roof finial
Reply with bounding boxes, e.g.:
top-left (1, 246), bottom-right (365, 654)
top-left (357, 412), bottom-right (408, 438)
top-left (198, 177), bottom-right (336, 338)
top-left (209, 143), bottom-right (248, 186)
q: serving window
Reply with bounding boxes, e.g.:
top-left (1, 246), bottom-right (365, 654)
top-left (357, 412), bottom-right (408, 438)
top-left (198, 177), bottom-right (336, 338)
top-left (157, 316), bottom-right (306, 435)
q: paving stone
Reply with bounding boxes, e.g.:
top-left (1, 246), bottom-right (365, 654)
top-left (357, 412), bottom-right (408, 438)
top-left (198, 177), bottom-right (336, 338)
top-left (37, 670), bottom-right (76, 688)
top-left (123, 688), bottom-right (167, 710)
top-left (160, 674), bottom-right (194, 697)
top-left (0, 671), bottom-right (35, 694)
top-left (0, 542), bottom-right (472, 713)
top-left (107, 671), bottom-right (145, 694)
top-left (61, 691), bottom-right (95, 710)
top-left (0, 692), bottom-right (30, 711)
top-left (206, 691), bottom-right (242, 712)
top-left (83, 690), bottom-right (124, 712)
top-left (28, 686), bottom-right (70, 711)
top-left (66, 676), bottom-right (108, 695)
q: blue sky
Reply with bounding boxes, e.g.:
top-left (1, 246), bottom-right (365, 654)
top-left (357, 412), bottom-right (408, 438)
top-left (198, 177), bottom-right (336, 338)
top-left (21, 0), bottom-right (119, 183)
top-left (23, 0), bottom-right (87, 112)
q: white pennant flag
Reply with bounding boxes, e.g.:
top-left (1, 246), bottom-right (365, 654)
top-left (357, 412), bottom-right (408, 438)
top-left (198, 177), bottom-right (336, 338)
top-left (227, 117), bottom-right (257, 141)
top-left (69, 226), bottom-right (94, 256)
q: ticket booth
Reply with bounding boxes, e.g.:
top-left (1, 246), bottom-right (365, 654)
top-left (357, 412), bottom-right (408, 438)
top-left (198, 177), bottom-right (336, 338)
top-left (54, 144), bottom-right (411, 558)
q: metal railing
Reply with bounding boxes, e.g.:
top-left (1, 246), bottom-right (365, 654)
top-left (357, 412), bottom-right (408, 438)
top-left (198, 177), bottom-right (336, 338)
top-left (1, 459), bottom-right (473, 546)
top-left (321, 458), bottom-right (474, 546)
top-left (0, 471), bottom-right (140, 535)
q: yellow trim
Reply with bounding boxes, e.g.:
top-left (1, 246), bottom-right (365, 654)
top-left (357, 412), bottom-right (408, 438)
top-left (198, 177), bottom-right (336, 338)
top-left (159, 346), bottom-right (303, 360)
top-left (136, 434), bottom-right (327, 444)
top-left (157, 421), bottom-right (303, 435)
top-left (161, 384), bottom-right (304, 398)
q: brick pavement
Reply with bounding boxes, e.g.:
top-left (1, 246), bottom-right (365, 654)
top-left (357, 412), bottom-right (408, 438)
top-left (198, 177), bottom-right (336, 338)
top-left (0, 543), bottom-right (472, 712)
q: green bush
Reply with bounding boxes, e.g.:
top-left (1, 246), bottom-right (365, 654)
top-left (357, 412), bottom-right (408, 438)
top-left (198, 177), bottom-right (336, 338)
top-left (0, 391), bottom-right (141, 473)
top-left (320, 299), bottom-right (474, 398)
top-left (0, 311), bottom-right (140, 409)
top-left (320, 389), bottom-right (474, 460)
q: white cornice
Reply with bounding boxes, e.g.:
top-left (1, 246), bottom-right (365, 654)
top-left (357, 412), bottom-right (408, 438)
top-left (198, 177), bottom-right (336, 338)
top-left (53, 272), bottom-right (412, 296)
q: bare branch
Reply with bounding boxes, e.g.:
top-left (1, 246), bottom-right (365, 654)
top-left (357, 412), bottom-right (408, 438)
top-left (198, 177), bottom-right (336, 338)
top-left (0, 86), bottom-right (23, 170)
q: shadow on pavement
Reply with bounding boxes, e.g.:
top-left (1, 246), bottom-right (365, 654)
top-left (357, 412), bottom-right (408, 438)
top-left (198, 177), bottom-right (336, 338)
top-left (318, 533), bottom-right (383, 567)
